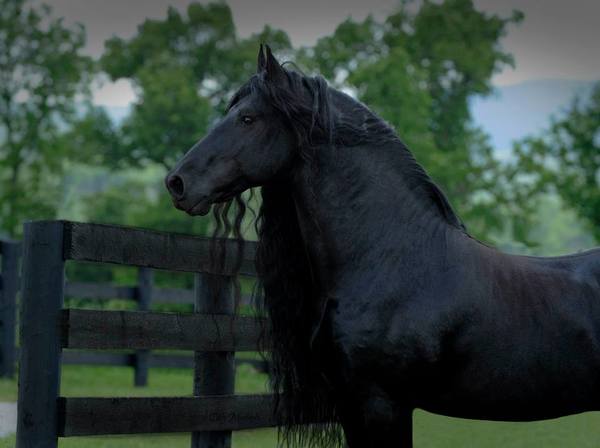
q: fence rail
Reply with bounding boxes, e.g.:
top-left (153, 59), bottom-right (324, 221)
top-left (64, 281), bottom-right (253, 306)
top-left (58, 394), bottom-right (277, 436)
top-left (64, 221), bottom-right (256, 275)
top-left (61, 309), bottom-right (267, 351)
top-left (16, 220), bottom-right (274, 448)
top-left (0, 234), bottom-right (260, 385)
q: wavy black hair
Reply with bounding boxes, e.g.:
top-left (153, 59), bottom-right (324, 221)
top-left (209, 59), bottom-right (465, 447)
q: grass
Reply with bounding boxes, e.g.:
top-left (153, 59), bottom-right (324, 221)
top-left (0, 430), bottom-right (278, 447)
top-left (0, 360), bottom-right (278, 447)
top-left (3, 362), bottom-right (600, 447)
top-left (0, 359), bottom-right (268, 401)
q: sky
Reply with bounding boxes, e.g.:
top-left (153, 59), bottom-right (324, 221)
top-left (45, 0), bottom-right (600, 107)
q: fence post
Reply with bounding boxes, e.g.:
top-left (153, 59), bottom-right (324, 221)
top-left (191, 273), bottom-right (235, 448)
top-left (17, 222), bottom-right (65, 448)
top-left (134, 267), bottom-right (153, 387)
top-left (0, 241), bottom-right (20, 378)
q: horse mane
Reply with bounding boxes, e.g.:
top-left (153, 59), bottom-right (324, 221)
top-left (254, 183), bottom-right (344, 447)
top-left (213, 64), bottom-right (466, 447)
top-left (228, 68), bottom-right (465, 232)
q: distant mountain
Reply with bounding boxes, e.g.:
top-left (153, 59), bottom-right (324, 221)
top-left (101, 78), bottom-right (598, 159)
top-left (471, 79), bottom-right (596, 158)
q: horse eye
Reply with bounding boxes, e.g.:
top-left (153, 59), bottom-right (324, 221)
top-left (241, 115), bottom-right (254, 125)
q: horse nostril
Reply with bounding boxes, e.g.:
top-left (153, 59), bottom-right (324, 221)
top-left (167, 174), bottom-right (185, 199)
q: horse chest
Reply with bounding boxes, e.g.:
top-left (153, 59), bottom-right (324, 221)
top-left (329, 296), bottom-right (446, 378)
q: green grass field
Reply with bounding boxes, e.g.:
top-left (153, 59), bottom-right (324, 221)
top-left (3, 362), bottom-right (600, 447)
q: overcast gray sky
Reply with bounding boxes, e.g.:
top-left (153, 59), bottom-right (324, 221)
top-left (45, 0), bottom-right (600, 106)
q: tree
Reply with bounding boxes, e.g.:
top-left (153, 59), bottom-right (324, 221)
top-left (119, 55), bottom-right (212, 169)
top-left (98, 2), bottom-right (292, 168)
top-left (302, 0), bottom-right (523, 241)
top-left (513, 83), bottom-right (600, 242)
top-left (0, 0), bottom-right (91, 236)
top-left (79, 0), bottom-right (525, 244)
top-left (60, 105), bottom-right (122, 167)
top-left (399, 0), bottom-right (523, 151)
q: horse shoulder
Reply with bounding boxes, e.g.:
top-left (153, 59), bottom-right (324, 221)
top-left (328, 285), bottom-right (464, 373)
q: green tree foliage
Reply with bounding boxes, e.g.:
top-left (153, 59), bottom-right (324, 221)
top-left (96, 3), bottom-right (292, 168)
top-left (119, 56), bottom-right (211, 168)
top-left (60, 106), bottom-right (122, 167)
top-left (72, 1), bottom-right (526, 245)
top-left (301, 0), bottom-right (522, 241)
top-left (0, 0), bottom-right (91, 236)
top-left (59, 2), bottom-right (293, 254)
top-left (349, 47), bottom-right (435, 159)
top-left (82, 177), bottom-right (210, 236)
top-left (403, 0), bottom-right (522, 150)
top-left (513, 83), bottom-right (600, 242)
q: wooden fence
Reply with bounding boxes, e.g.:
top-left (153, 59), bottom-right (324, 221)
top-left (0, 238), bottom-right (267, 385)
top-left (16, 220), bottom-right (277, 448)
top-left (0, 239), bottom-right (20, 378)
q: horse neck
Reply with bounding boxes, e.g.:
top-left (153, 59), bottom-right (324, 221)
top-left (290, 139), bottom-right (460, 294)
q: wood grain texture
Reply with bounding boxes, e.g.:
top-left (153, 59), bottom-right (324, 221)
top-left (134, 268), bottom-right (153, 386)
top-left (62, 282), bottom-right (255, 306)
top-left (62, 350), bottom-right (133, 366)
top-left (58, 394), bottom-right (278, 436)
top-left (0, 240), bottom-right (20, 378)
top-left (61, 309), bottom-right (268, 351)
top-left (192, 273), bottom-right (236, 448)
top-left (151, 286), bottom-right (195, 304)
top-left (62, 221), bottom-right (256, 275)
top-left (17, 222), bottom-right (65, 448)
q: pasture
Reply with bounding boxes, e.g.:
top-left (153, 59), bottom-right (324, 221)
top-left (7, 220), bottom-right (600, 447)
top-left (3, 364), bottom-right (600, 447)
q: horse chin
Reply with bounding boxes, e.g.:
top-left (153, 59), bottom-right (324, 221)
top-left (184, 189), bottom-right (239, 216)
top-left (187, 200), bottom-right (212, 216)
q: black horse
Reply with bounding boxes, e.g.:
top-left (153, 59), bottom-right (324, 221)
top-left (166, 45), bottom-right (600, 447)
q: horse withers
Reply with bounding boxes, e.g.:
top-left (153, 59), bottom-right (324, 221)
top-left (166, 45), bottom-right (600, 447)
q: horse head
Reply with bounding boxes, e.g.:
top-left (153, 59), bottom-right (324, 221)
top-left (165, 45), bottom-right (305, 215)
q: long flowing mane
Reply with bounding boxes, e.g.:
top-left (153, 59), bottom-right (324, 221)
top-left (210, 65), bottom-right (466, 447)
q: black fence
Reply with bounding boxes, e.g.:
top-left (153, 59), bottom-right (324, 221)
top-left (0, 236), bottom-right (267, 386)
top-left (0, 239), bottom-right (20, 378)
top-left (17, 220), bottom-right (276, 448)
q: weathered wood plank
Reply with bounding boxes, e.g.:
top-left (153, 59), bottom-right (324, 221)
top-left (61, 309), bottom-right (268, 351)
top-left (152, 287), bottom-right (195, 304)
top-left (58, 394), bottom-right (278, 436)
top-left (192, 273), bottom-right (236, 448)
top-left (17, 222), bottom-right (65, 448)
top-left (0, 241), bottom-right (20, 378)
top-left (150, 287), bottom-right (254, 306)
top-left (64, 282), bottom-right (136, 301)
top-left (62, 351), bottom-right (133, 366)
top-left (134, 268), bottom-right (152, 386)
top-left (62, 221), bottom-right (256, 276)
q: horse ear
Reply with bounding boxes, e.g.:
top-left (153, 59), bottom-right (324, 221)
top-left (257, 43), bottom-right (266, 72)
top-left (264, 44), bottom-right (287, 85)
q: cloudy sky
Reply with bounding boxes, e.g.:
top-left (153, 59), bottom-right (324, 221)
top-left (45, 0), bottom-right (600, 106)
